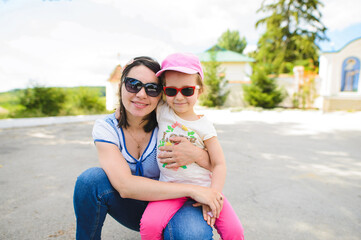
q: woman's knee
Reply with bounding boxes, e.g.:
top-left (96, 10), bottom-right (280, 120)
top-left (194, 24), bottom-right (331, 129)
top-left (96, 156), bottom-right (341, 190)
top-left (76, 167), bottom-right (107, 186)
top-left (164, 218), bottom-right (213, 240)
top-left (76, 167), bottom-right (106, 184)
top-left (74, 167), bottom-right (108, 199)
top-left (164, 200), bottom-right (213, 240)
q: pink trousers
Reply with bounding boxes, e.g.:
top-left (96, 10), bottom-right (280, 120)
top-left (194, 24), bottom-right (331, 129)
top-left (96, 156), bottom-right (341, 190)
top-left (140, 197), bottom-right (244, 240)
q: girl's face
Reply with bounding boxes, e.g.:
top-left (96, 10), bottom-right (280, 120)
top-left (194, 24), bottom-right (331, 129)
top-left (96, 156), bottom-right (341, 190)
top-left (163, 71), bottom-right (199, 119)
top-left (121, 65), bottom-right (161, 119)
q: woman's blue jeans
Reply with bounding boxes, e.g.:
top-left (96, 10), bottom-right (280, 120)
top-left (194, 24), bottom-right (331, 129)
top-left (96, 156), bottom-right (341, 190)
top-left (73, 167), bottom-right (213, 239)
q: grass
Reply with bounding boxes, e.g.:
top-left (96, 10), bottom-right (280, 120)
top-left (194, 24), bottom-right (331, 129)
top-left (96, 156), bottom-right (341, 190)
top-left (0, 90), bottom-right (25, 118)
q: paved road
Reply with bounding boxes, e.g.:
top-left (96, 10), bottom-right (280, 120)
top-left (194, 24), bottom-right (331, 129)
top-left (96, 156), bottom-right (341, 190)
top-left (0, 111), bottom-right (360, 239)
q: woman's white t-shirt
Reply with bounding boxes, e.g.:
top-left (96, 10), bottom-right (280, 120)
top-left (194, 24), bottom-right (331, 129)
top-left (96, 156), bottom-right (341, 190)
top-left (92, 113), bottom-right (160, 179)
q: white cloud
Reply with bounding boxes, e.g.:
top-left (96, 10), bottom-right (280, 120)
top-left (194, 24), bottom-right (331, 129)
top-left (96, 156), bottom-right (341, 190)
top-left (0, 0), bottom-right (361, 92)
top-left (321, 0), bottom-right (361, 31)
top-left (88, 0), bottom-right (265, 49)
top-left (0, 19), bottom-right (177, 91)
top-left (244, 44), bottom-right (257, 54)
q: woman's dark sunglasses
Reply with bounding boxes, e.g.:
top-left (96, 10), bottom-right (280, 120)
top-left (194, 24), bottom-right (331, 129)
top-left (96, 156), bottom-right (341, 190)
top-left (123, 77), bottom-right (162, 97)
top-left (163, 86), bottom-right (200, 97)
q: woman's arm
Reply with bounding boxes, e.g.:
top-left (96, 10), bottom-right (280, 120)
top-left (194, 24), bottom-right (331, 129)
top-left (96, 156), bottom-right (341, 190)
top-left (96, 141), bottom-right (222, 216)
top-left (157, 136), bottom-right (212, 170)
top-left (204, 136), bottom-right (227, 192)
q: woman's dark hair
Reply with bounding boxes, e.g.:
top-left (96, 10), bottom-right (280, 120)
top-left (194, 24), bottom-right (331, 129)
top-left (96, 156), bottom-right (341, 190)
top-left (118, 56), bottom-right (161, 132)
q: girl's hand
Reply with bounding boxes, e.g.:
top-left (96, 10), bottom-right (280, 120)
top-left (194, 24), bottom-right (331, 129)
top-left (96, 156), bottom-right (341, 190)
top-left (158, 136), bottom-right (208, 169)
top-left (115, 107), bottom-right (121, 119)
top-left (190, 186), bottom-right (224, 219)
top-left (193, 203), bottom-right (217, 227)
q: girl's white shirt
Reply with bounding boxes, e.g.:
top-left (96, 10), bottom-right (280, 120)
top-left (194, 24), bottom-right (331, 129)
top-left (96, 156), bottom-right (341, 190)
top-left (156, 102), bottom-right (217, 187)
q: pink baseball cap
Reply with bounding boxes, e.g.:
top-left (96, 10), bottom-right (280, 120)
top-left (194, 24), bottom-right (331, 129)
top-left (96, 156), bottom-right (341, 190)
top-left (156, 53), bottom-right (204, 80)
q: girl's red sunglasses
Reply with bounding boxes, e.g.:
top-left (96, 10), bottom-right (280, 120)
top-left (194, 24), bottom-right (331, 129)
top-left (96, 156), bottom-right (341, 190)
top-left (163, 86), bottom-right (200, 97)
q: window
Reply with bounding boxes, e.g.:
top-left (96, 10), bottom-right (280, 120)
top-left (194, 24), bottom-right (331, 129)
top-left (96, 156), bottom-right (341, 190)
top-left (341, 57), bottom-right (360, 92)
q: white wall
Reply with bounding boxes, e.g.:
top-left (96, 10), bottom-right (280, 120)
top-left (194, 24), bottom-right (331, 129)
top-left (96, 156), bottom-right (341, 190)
top-left (220, 62), bottom-right (250, 81)
top-left (319, 38), bottom-right (361, 97)
top-left (106, 81), bottom-right (119, 111)
top-left (220, 62), bottom-right (252, 107)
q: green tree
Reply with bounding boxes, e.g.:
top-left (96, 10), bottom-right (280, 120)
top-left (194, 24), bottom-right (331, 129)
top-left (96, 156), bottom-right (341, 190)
top-left (199, 52), bottom-right (229, 107)
top-left (217, 29), bottom-right (247, 54)
top-left (255, 0), bottom-right (328, 74)
top-left (19, 85), bottom-right (66, 116)
top-left (75, 87), bottom-right (105, 112)
top-left (243, 65), bottom-right (285, 108)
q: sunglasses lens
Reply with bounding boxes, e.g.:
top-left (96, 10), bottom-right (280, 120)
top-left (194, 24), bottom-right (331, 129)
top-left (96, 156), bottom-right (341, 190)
top-left (145, 83), bottom-right (162, 97)
top-left (125, 78), bottom-right (142, 93)
top-left (164, 88), bottom-right (177, 96)
top-left (125, 77), bottom-right (161, 97)
top-left (181, 87), bottom-right (195, 96)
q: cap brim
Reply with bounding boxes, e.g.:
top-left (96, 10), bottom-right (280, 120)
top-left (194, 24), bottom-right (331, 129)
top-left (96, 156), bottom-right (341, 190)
top-left (156, 66), bottom-right (198, 77)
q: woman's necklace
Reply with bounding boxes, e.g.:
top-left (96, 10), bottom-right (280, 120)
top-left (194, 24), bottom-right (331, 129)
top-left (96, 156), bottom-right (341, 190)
top-left (125, 128), bottom-right (147, 150)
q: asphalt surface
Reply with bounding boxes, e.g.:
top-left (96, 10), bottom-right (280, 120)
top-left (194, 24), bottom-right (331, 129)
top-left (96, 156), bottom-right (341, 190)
top-left (0, 110), bottom-right (360, 240)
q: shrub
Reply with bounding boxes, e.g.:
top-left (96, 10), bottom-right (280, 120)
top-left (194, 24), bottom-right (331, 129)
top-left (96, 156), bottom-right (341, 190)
top-left (199, 51), bottom-right (229, 107)
top-left (74, 87), bottom-right (105, 113)
top-left (19, 85), bottom-right (66, 116)
top-left (243, 65), bottom-right (285, 108)
top-left (5, 86), bottom-right (106, 118)
top-left (292, 76), bottom-right (318, 109)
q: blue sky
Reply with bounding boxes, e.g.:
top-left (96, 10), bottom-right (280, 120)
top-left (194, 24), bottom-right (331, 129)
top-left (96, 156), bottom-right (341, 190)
top-left (1, 0), bottom-right (361, 92)
top-left (318, 22), bottom-right (361, 52)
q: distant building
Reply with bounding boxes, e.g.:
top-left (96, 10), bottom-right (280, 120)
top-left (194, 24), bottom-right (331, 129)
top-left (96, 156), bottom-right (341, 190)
top-left (319, 37), bottom-right (361, 111)
top-left (106, 64), bottom-right (122, 111)
top-left (198, 46), bottom-right (255, 107)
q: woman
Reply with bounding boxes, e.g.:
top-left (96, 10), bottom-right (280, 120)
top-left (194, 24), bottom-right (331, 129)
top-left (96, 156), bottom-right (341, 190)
top-left (73, 56), bottom-right (223, 239)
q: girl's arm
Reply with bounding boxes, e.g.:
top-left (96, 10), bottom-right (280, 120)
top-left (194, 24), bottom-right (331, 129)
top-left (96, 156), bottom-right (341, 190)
top-left (204, 136), bottom-right (227, 192)
top-left (96, 141), bottom-right (223, 217)
top-left (196, 136), bottom-right (227, 226)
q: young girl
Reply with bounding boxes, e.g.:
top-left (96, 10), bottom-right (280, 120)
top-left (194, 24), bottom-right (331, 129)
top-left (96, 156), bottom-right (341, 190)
top-left (140, 53), bottom-right (244, 240)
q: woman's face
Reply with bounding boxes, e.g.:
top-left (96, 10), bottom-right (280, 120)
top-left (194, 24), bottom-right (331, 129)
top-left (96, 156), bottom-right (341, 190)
top-left (121, 65), bottom-right (161, 118)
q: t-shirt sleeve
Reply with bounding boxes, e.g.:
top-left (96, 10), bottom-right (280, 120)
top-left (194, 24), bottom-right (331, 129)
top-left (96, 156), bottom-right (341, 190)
top-left (92, 118), bottom-right (120, 148)
top-left (202, 118), bottom-right (217, 141)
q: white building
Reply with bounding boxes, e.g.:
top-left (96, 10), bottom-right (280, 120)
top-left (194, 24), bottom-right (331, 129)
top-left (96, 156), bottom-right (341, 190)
top-left (106, 65), bottom-right (122, 111)
top-left (198, 47), bottom-right (255, 107)
top-left (318, 37), bottom-right (361, 111)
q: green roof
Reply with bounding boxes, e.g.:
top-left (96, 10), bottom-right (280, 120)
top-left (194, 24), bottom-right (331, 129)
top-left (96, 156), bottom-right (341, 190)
top-left (198, 46), bottom-right (255, 63)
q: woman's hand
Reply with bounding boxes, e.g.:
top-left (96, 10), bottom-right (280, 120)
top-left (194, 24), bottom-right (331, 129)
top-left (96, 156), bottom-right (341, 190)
top-left (158, 136), bottom-right (211, 170)
top-left (190, 186), bottom-right (224, 219)
top-left (158, 136), bottom-right (195, 168)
